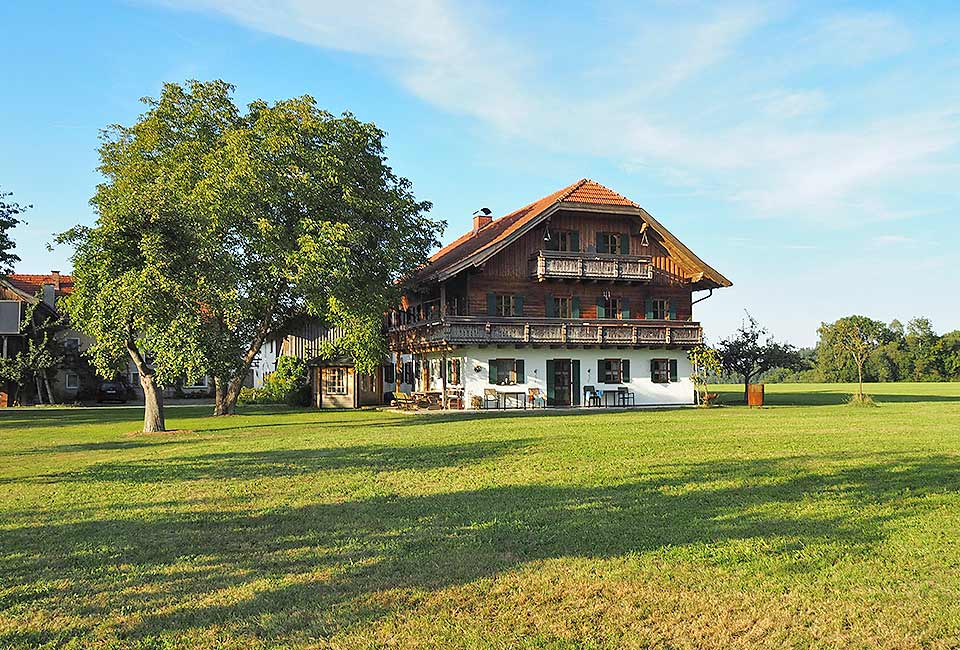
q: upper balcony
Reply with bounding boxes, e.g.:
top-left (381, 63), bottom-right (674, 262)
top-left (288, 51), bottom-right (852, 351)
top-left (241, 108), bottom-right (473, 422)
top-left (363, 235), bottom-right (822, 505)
top-left (530, 250), bottom-right (654, 283)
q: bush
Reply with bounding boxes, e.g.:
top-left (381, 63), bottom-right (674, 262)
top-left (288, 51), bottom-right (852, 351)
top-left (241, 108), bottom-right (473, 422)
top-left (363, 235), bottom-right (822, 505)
top-left (238, 356), bottom-right (310, 406)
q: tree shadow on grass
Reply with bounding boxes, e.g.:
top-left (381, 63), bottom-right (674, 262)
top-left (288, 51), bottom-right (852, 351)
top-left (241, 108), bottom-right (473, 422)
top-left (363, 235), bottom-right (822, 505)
top-left (2, 448), bottom-right (959, 646)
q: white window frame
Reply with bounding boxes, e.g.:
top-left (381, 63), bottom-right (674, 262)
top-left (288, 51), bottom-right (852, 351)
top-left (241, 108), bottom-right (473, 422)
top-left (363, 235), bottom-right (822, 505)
top-left (65, 373), bottom-right (80, 390)
top-left (182, 376), bottom-right (209, 390)
top-left (324, 367), bottom-right (348, 395)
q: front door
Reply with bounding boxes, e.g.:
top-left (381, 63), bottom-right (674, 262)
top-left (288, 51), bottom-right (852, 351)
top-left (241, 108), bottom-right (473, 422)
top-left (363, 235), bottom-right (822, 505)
top-left (548, 359), bottom-right (572, 406)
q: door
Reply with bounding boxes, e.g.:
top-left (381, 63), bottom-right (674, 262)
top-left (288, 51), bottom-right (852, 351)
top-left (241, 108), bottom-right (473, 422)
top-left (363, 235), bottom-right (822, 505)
top-left (549, 359), bottom-right (572, 406)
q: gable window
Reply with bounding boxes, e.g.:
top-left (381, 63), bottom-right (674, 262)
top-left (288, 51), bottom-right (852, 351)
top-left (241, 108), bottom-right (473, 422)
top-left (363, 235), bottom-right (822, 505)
top-left (651, 358), bottom-right (679, 384)
top-left (597, 231), bottom-right (628, 255)
top-left (64, 337), bottom-right (80, 351)
top-left (546, 229), bottom-right (579, 252)
top-left (488, 358), bottom-right (525, 386)
top-left (488, 293), bottom-right (524, 317)
top-left (646, 297), bottom-right (675, 320)
top-left (324, 367), bottom-right (348, 394)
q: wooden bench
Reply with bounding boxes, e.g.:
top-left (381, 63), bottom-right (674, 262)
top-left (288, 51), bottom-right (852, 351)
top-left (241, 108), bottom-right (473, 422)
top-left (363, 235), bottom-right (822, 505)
top-left (392, 392), bottom-right (420, 410)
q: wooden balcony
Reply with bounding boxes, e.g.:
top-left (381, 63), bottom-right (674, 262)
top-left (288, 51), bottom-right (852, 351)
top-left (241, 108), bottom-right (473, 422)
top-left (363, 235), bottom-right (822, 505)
top-left (530, 250), bottom-right (654, 282)
top-left (388, 316), bottom-right (702, 352)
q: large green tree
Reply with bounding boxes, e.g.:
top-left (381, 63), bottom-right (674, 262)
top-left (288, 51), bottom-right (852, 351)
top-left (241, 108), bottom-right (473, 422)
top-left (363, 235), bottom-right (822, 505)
top-left (717, 313), bottom-right (805, 401)
top-left (61, 80), bottom-right (443, 428)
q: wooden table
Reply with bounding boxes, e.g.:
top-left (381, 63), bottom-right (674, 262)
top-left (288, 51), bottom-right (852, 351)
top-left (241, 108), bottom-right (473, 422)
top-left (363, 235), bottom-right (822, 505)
top-left (412, 391), bottom-right (442, 409)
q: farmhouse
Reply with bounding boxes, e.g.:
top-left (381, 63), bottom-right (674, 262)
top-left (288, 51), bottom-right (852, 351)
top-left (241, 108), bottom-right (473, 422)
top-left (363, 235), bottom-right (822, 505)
top-left (388, 179), bottom-right (731, 409)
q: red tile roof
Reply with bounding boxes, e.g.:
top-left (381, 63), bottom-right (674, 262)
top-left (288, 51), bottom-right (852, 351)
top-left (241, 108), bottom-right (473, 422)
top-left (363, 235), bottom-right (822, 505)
top-left (6, 273), bottom-right (74, 298)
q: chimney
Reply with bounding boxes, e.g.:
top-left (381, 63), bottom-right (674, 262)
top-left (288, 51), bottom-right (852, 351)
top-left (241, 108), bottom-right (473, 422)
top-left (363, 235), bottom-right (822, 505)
top-left (472, 208), bottom-right (493, 234)
top-left (42, 284), bottom-right (55, 308)
top-left (50, 270), bottom-right (61, 291)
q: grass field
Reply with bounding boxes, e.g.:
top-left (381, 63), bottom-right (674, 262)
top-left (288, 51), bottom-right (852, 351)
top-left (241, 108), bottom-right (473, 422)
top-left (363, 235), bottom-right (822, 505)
top-left (2, 382), bottom-right (960, 648)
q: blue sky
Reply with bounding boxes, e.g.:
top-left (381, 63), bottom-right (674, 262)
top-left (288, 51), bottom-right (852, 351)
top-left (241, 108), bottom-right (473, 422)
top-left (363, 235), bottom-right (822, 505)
top-left (2, 1), bottom-right (958, 345)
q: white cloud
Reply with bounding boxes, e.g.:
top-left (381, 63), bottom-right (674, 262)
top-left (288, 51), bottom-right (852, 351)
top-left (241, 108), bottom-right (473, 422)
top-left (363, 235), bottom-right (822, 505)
top-left (155, 1), bottom-right (959, 227)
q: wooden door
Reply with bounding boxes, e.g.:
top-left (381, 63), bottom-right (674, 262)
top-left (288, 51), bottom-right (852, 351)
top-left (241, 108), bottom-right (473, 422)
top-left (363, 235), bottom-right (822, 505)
top-left (549, 359), bottom-right (572, 406)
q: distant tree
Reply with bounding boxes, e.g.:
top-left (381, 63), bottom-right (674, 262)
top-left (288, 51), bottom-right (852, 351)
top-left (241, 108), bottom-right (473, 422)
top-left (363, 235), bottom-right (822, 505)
top-left (717, 313), bottom-right (805, 402)
top-left (817, 315), bottom-right (888, 400)
top-left (940, 330), bottom-right (960, 380)
top-left (905, 317), bottom-right (941, 381)
top-left (0, 294), bottom-right (63, 404)
top-left (0, 188), bottom-right (28, 274)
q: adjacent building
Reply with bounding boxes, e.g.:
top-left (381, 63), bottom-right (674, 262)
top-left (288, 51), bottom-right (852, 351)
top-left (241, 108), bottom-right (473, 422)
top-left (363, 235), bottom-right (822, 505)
top-left (387, 179), bottom-right (731, 408)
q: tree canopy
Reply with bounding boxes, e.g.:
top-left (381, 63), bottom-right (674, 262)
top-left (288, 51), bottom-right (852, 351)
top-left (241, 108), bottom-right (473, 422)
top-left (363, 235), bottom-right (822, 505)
top-left (0, 188), bottom-right (28, 274)
top-left (60, 80), bottom-right (443, 429)
top-left (716, 313), bottom-right (805, 401)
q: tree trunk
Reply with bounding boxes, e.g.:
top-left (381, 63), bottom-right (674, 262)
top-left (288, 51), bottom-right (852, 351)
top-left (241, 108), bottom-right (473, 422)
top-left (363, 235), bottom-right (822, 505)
top-left (857, 362), bottom-right (864, 399)
top-left (140, 373), bottom-right (166, 433)
top-left (213, 377), bottom-right (229, 416)
top-left (743, 374), bottom-right (752, 403)
top-left (35, 375), bottom-right (45, 405)
top-left (43, 375), bottom-right (55, 405)
top-left (214, 375), bottom-right (245, 416)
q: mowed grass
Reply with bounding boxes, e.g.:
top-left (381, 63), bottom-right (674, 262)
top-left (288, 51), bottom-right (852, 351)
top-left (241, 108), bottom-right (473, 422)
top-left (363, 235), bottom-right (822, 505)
top-left (2, 383), bottom-right (960, 649)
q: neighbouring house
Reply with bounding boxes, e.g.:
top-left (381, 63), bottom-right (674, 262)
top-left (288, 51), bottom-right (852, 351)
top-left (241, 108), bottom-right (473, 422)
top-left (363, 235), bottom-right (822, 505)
top-left (2, 271), bottom-right (214, 403)
top-left (257, 319), bottom-right (388, 408)
top-left (387, 178), bottom-right (732, 409)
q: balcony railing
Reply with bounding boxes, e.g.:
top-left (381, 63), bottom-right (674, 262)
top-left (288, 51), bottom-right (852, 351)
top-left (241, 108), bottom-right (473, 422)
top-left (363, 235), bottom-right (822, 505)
top-left (530, 250), bottom-right (654, 282)
top-left (388, 316), bottom-right (702, 351)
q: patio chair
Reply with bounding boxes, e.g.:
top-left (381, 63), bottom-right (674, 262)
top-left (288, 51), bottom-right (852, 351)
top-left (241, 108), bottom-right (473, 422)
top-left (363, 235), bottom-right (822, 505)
top-left (483, 388), bottom-right (502, 410)
top-left (583, 385), bottom-right (601, 407)
top-left (617, 386), bottom-right (636, 407)
top-left (528, 387), bottom-right (547, 408)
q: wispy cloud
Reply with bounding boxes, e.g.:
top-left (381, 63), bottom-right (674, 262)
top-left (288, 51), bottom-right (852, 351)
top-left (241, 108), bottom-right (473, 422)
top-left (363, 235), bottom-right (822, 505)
top-left (156, 1), bottom-right (959, 227)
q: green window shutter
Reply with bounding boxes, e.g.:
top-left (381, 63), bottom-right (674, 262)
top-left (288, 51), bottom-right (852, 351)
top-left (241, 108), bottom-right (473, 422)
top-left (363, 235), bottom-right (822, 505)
top-left (545, 294), bottom-right (555, 318)
top-left (669, 359), bottom-right (678, 382)
top-left (514, 295), bottom-right (524, 316)
top-left (621, 299), bottom-right (630, 320)
top-left (570, 231), bottom-right (580, 252)
top-left (596, 296), bottom-right (606, 319)
top-left (597, 359), bottom-right (605, 382)
top-left (669, 300), bottom-right (677, 321)
top-left (514, 359), bottom-right (525, 384)
top-left (597, 232), bottom-right (608, 253)
top-left (572, 296), bottom-right (580, 318)
top-left (620, 233), bottom-right (629, 255)
top-left (650, 359), bottom-right (657, 378)
top-left (487, 292), bottom-right (496, 316)
top-left (488, 360), bottom-right (497, 384)
top-left (645, 297), bottom-right (654, 320)
top-left (621, 359), bottom-right (630, 382)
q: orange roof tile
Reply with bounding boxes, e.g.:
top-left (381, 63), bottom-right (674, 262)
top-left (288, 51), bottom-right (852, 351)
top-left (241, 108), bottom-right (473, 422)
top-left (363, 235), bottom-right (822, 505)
top-left (6, 273), bottom-right (74, 298)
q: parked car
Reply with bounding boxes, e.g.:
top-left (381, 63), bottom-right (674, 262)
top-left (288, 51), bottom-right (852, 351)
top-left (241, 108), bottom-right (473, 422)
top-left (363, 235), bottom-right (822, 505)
top-left (96, 381), bottom-right (129, 404)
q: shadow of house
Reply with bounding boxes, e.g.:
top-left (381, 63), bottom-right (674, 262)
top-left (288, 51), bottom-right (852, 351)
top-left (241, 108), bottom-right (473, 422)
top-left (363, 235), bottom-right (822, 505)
top-left (3, 448), bottom-right (959, 645)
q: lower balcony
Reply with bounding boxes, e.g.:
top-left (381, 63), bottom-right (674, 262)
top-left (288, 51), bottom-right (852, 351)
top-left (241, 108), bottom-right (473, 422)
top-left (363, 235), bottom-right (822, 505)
top-left (388, 316), bottom-right (702, 352)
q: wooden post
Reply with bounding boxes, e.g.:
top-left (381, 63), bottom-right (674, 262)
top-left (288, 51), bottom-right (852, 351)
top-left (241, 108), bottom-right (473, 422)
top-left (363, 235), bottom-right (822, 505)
top-left (440, 282), bottom-right (447, 320)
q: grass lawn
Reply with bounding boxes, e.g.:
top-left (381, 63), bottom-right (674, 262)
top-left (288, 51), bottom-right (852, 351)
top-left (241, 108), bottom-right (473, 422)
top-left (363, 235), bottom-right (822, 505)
top-left (2, 382), bottom-right (960, 648)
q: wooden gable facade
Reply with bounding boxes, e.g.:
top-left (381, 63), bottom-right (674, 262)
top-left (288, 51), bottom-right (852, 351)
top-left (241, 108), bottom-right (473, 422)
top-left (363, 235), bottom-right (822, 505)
top-left (388, 179), bottom-right (731, 354)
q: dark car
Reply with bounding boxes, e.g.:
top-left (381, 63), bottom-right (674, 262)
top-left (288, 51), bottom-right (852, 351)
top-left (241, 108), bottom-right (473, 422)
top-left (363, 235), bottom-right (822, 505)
top-left (96, 381), bottom-right (129, 404)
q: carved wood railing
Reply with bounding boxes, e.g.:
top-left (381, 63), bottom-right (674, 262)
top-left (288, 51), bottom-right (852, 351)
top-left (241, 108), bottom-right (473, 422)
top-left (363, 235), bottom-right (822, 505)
top-left (530, 250), bottom-right (654, 282)
top-left (388, 316), bottom-right (702, 351)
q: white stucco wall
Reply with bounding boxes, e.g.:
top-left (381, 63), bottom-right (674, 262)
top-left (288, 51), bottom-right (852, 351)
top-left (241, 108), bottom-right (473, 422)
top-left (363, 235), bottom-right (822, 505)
top-left (394, 348), bottom-right (694, 409)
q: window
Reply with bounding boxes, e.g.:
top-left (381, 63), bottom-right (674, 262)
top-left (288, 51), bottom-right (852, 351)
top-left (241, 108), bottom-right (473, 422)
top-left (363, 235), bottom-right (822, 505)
top-left (554, 296), bottom-right (571, 318)
top-left (383, 363), bottom-right (395, 385)
top-left (64, 337), bottom-right (80, 351)
top-left (598, 359), bottom-right (629, 384)
top-left (488, 358), bottom-right (525, 385)
top-left (651, 358), bottom-right (678, 384)
top-left (324, 367), bottom-right (348, 394)
top-left (597, 296), bottom-right (628, 319)
top-left (488, 293), bottom-right (523, 317)
top-left (447, 357), bottom-right (462, 385)
top-left (546, 229), bottom-right (579, 252)
top-left (66, 373), bottom-right (80, 390)
top-left (597, 231), bottom-right (627, 254)
top-left (129, 370), bottom-right (140, 387)
top-left (358, 372), bottom-right (375, 392)
top-left (183, 376), bottom-right (208, 389)
top-left (651, 298), bottom-right (669, 320)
